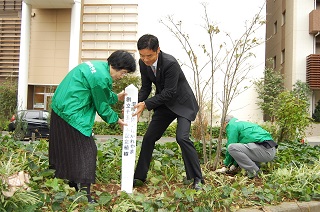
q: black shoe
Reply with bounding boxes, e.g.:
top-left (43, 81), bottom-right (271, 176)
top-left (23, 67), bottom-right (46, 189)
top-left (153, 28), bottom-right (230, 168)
top-left (88, 199), bottom-right (97, 204)
top-left (68, 181), bottom-right (79, 191)
top-left (133, 179), bottom-right (145, 187)
top-left (193, 177), bottom-right (204, 191)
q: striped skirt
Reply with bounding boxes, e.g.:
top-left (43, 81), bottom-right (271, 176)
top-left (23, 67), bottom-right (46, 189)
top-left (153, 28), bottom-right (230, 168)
top-left (48, 110), bottom-right (97, 184)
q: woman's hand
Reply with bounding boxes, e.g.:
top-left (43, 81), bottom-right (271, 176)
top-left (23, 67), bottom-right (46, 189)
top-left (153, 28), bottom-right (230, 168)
top-left (117, 90), bottom-right (126, 101)
top-left (117, 118), bottom-right (127, 130)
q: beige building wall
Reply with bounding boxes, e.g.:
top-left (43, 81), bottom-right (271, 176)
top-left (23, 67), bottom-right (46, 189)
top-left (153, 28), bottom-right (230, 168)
top-left (265, 0), bottom-right (283, 70)
top-left (29, 9), bottom-right (71, 85)
top-left (266, 0), bottom-right (314, 89)
top-left (4, 0), bottom-right (138, 110)
top-left (266, 0), bottom-right (320, 115)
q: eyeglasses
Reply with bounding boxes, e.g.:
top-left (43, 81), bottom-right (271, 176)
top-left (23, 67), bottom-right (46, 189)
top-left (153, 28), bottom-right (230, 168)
top-left (121, 71), bottom-right (128, 77)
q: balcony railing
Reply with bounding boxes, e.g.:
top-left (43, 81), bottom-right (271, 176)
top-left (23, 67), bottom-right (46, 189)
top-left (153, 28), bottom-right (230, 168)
top-left (0, 0), bottom-right (22, 11)
top-left (306, 54), bottom-right (320, 89)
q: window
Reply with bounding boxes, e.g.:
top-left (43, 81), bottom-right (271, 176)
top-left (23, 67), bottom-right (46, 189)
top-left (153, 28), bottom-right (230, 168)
top-left (281, 49), bottom-right (285, 64)
top-left (24, 111), bottom-right (39, 119)
top-left (281, 11), bottom-right (286, 26)
top-left (274, 21), bottom-right (278, 34)
top-left (273, 56), bottom-right (277, 69)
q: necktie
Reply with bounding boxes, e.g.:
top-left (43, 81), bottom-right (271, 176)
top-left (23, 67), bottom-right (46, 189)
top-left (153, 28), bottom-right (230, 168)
top-left (151, 66), bottom-right (156, 76)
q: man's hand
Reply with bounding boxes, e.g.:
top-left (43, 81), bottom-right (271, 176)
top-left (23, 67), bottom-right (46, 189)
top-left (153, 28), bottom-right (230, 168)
top-left (117, 118), bottom-right (127, 130)
top-left (117, 90), bottom-right (126, 101)
top-left (132, 102), bottom-right (146, 120)
top-left (215, 165), bottom-right (238, 174)
top-left (229, 165), bottom-right (237, 172)
top-left (215, 166), bottom-right (229, 173)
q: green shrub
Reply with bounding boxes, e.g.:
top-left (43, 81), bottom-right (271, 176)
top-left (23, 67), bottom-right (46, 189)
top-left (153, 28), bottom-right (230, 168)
top-left (274, 91), bottom-right (310, 142)
top-left (92, 122), bottom-right (121, 135)
top-left (209, 126), bottom-right (221, 138)
top-left (2, 133), bottom-right (320, 211)
top-left (112, 75), bottom-right (141, 116)
top-left (93, 121), bottom-right (178, 137)
top-left (93, 121), bottom-right (222, 140)
top-left (0, 79), bottom-right (17, 131)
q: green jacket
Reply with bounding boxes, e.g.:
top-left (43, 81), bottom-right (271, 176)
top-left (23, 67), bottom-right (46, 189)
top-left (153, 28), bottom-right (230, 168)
top-left (51, 61), bottom-right (119, 137)
top-left (223, 118), bottom-right (273, 166)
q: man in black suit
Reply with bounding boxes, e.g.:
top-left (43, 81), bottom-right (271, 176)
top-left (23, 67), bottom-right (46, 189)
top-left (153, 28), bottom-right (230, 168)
top-left (133, 34), bottom-right (204, 190)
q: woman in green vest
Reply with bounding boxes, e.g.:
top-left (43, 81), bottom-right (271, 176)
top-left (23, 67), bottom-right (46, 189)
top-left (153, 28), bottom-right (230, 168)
top-left (49, 50), bottom-right (136, 203)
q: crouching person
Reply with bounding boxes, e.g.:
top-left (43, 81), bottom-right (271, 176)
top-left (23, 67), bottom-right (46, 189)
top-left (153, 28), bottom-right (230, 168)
top-left (217, 115), bottom-right (278, 178)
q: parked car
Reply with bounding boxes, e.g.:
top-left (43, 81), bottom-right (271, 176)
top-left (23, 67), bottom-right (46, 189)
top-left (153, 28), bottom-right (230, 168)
top-left (8, 110), bottom-right (50, 140)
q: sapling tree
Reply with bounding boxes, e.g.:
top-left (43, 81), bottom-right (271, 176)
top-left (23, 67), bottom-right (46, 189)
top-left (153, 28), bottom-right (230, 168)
top-left (161, 2), bottom-right (266, 168)
top-left (161, 3), bottom-right (221, 163)
top-left (212, 4), bottom-right (266, 169)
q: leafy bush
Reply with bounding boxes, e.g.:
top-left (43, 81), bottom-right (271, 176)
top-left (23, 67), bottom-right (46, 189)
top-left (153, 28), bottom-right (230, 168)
top-left (274, 91), bottom-right (310, 142)
top-left (0, 79), bottom-right (17, 131)
top-left (112, 74), bottom-right (141, 116)
top-left (1, 135), bottom-right (320, 211)
top-left (92, 121), bottom-right (122, 135)
top-left (255, 67), bottom-right (312, 143)
top-left (254, 61), bottom-right (284, 122)
top-left (93, 121), bottom-right (221, 139)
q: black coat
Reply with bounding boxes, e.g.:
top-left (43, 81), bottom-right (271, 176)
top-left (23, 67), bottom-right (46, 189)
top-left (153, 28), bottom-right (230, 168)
top-left (138, 51), bottom-right (199, 121)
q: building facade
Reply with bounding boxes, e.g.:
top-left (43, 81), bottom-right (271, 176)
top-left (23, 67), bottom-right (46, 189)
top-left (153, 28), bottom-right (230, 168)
top-left (266, 0), bottom-right (320, 114)
top-left (0, 0), bottom-right (138, 110)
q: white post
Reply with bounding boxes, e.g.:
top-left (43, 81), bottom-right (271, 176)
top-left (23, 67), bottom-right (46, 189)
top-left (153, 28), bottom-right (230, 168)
top-left (121, 84), bottom-right (138, 193)
top-left (18, 1), bottom-right (31, 110)
top-left (68, 0), bottom-right (81, 71)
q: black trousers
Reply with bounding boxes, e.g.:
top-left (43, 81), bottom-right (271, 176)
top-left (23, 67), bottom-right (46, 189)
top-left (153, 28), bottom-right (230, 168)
top-left (134, 106), bottom-right (203, 181)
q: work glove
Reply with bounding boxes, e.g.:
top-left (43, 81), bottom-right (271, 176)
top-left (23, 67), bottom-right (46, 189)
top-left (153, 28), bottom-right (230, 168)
top-left (215, 166), bottom-right (229, 173)
top-left (229, 165), bottom-right (237, 172)
top-left (215, 165), bottom-right (238, 174)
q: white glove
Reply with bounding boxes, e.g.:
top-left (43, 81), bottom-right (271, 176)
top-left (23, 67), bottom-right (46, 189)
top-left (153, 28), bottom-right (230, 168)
top-left (215, 166), bottom-right (228, 173)
top-left (229, 165), bottom-right (237, 172)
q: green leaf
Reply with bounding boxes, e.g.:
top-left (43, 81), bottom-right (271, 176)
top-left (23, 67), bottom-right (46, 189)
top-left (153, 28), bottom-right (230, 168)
top-left (153, 160), bottom-right (162, 171)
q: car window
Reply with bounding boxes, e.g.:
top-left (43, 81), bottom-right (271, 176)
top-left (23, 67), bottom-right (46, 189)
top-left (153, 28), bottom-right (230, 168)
top-left (43, 112), bottom-right (49, 120)
top-left (25, 111), bottom-right (40, 119)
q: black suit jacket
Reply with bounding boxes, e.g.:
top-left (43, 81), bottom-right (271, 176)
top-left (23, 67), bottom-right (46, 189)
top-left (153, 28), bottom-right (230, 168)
top-left (138, 51), bottom-right (199, 121)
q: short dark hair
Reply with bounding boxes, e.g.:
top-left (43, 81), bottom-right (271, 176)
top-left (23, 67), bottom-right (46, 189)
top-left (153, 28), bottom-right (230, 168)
top-left (107, 50), bottom-right (136, 73)
top-left (137, 34), bottom-right (159, 52)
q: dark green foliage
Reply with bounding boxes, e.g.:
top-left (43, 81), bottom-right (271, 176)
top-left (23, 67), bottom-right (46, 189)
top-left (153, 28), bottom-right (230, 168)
top-left (255, 64), bottom-right (311, 143)
top-left (1, 135), bottom-right (320, 211)
top-left (274, 90), bottom-right (311, 142)
top-left (93, 121), bottom-right (122, 135)
top-left (93, 121), bottom-right (179, 137)
top-left (292, 80), bottom-right (312, 102)
top-left (209, 126), bottom-right (222, 138)
top-left (274, 141), bottom-right (320, 166)
top-left (93, 120), bottom-right (221, 139)
top-left (312, 100), bottom-right (320, 122)
top-left (0, 79), bottom-right (17, 131)
top-left (254, 61), bottom-right (284, 122)
top-left (111, 74), bottom-right (141, 116)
